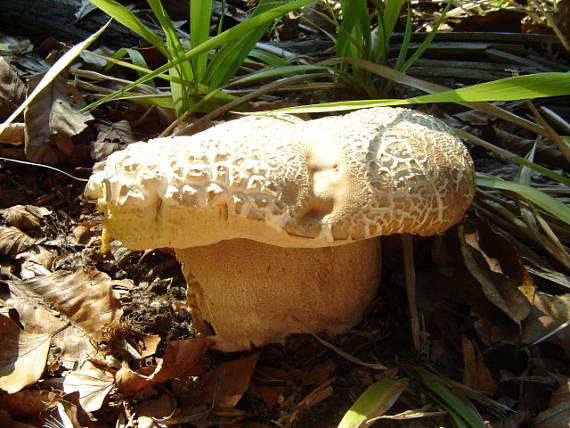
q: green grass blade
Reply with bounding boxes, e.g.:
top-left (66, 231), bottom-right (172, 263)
top-left (337, 378), bottom-right (409, 428)
top-left (337, 0), bottom-right (368, 59)
top-left (268, 72), bottom-right (570, 114)
top-left (83, 0), bottom-right (313, 111)
top-left (190, 0), bottom-right (213, 81)
top-left (476, 175), bottom-right (570, 226)
top-left (247, 48), bottom-right (292, 68)
top-left (394, 4), bottom-right (413, 71)
top-left (228, 65), bottom-right (332, 86)
top-left (205, 0), bottom-right (306, 88)
top-left (418, 368), bottom-right (485, 428)
top-left (401, 0), bottom-right (452, 71)
top-left (102, 48), bottom-right (153, 83)
top-left (0, 21), bottom-right (110, 135)
top-left (88, 0), bottom-right (166, 53)
top-left (147, 0), bottom-right (194, 115)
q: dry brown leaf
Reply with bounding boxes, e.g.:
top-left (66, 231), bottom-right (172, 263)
top-left (24, 73), bottom-right (94, 163)
top-left (134, 393), bottom-right (175, 420)
top-left (62, 360), bottom-right (115, 412)
top-left (0, 313), bottom-right (51, 393)
top-left (201, 352), bottom-right (260, 408)
top-left (0, 205), bottom-right (43, 231)
top-left (522, 292), bottom-right (570, 354)
top-left (304, 359), bottom-right (337, 386)
top-left (535, 378), bottom-right (570, 428)
top-left (459, 222), bottom-right (532, 323)
top-left (0, 122), bottom-right (24, 145)
top-left (4, 279), bottom-right (99, 369)
top-left (0, 226), bottom-right (35, 255)
top-left (91, 120), bottom-right (134, 161)
top-left (12, 267), bottom-right (122, 337)
top-left (0, 56), bottom-right (26, 121)
top-left (140, 334), bottom-right (161, 358)
top-left (16, 245), bottom-right (56, 279)
top-left (0, 389), bottom-right (60, 418)
top-left (152, 338), bottom-right (211, 384)
top-left (116, 338), bottom-right (211, 394)
top-left (257, 385), bottom-right (286, 410)
top-left (461, 336), bottom-right (495, 394)
top-left (0, 409), bottom-right (37, 428)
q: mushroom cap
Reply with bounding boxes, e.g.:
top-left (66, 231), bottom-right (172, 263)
top-left (85, 107), bottom-right (475, 250)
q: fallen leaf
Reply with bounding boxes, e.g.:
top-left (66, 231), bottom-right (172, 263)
top-left (4, 279), bottom-right (99, 369)
top-left (24, 73), bottom-right (93, 163)
top-left (459, 223), bottom-right (532, 323)
top-left (338, 377), bottom-right (408, 428)
top-left (461, 336), bottom-right (495, 394)
top-left (522, 292), bottom-right (570, 354)
top-left (0, 56), bottom-right (26, 121)
top-left (258, 385), bottom-right (287, 410)
top-left (535, 378), bottom-right (570, 428)
top-left (201, 352), bottom-right (260, 408)
top-left (0, 389), bottom-right (60, 418)
top-left (63, 360), bottom-right (115, 412)
top-left (0, 226), bottom-right (35, 255)
top-left (152, 338), bottom-right (211, 384)
top-left (0, 205), bottom-right (43, 231)
top-left (140, 334), bottom-right (161, 358)
top-left (91, 119), bottom-right (134, 161)
top-left (0, 122), bottom-right (24, 145)
top-left (134, 393), bottom-right (175, 420)
top-left (116, 338), bottom-right (211, 394)
top-left (0, 409), bottom-right (36, 428)
top-left (0, 313), bottom-right (51, 393)
top-left (11, 267), bottom-right (122, 337)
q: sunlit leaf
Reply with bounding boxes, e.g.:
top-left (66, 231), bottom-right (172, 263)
top-left (476, 175), bottom-right (570, 226)
top-left (418, 368), bottom-right (486, 428)
top-left (0, 21), bottom-right (109, 135)
top-left (338, 377), bottom-right (409, 428)
top-left (268, 72), bottom-right (570, 114)
top-left (0, 314), bottom-right (51, 394)
top-left (63, 360), bottom-right (114, 412)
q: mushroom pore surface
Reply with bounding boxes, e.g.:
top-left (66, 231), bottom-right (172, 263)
top-left (86, 107), bottom-right (475, 350)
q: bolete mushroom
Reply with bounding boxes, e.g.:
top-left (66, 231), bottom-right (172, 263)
top-left (85, 107), bottom-right (475, 351)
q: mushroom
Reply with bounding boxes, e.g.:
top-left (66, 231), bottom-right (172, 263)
top-left (85, 107), bottom-right (475, 352)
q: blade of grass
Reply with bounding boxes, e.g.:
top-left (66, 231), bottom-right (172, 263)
top-left (476, 175), bottom-right (570, 226)
top-left (83, 0), bottom-right (314, 112)
top-left (452, 127), bottom-right (570, 187)
top-left (148, 0), bottom-right (194, 115)
top-left (88, 0), bottom-right (166, 53)
top-left (418, 368), bottom-right (486, 428)
top-left (337, 378), bottom-right (409, 428)
top-left (190, 0), bottom-right (213, 82)
top-left (205, 0), bottom-right (298, 88)
top-left (270, 72), bottom-right (570, 113)
top-left (228, 65), bottom-right (332, 86)
top-left (401, 0), bottom-right (452, 72)
top-left (0, 21), bottom-right (110, 135)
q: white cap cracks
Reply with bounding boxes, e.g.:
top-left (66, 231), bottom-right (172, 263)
top-left (86, 107), bottom-right (475, 250)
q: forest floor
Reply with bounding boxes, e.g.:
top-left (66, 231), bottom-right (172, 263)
top-left (0, 1), bottom-right (569, 427)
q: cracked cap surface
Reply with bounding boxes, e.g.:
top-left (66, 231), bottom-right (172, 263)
top-left (85, 107), bottom-right (475, 250)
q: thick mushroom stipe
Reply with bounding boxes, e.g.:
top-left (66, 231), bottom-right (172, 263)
top-left (177, 238), bottom-right (380, 352)
top-left (86, 107), bottom-right (475, 351)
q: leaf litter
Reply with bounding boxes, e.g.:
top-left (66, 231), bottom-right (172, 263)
top-left (0, 2), bottom-right (569, 427)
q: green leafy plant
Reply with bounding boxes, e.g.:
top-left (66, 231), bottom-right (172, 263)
top-left (310, 0), bottom-right (451, 96)
top-left (88, 0), bottom-right (314, 116)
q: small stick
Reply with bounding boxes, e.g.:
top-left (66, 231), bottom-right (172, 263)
top-left (401, 234), bottom-right (420, 351)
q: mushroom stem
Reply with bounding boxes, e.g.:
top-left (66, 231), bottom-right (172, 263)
top-left (176, 238), bottom-right (382, 352)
